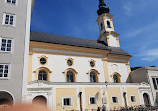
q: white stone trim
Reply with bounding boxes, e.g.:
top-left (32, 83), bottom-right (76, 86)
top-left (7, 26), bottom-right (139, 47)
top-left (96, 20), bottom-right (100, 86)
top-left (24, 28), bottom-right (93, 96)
top-left (76, 88), bottom-right (80, 111)
top-left (82, 88), bottom-right (86, 110)
top-left (120, 87), bottom-right (125, 107)
top-left (52, 88), bottom-right (56, 111)
top-left (105, 86), bottom-right (109, 110)
top-left (22, 0), bottom-right (32, 102)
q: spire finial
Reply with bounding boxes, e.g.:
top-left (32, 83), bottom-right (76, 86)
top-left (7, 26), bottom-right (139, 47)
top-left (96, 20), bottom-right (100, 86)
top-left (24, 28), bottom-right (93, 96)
top-left (99, 0), bottom-right (104, 4)
top-left (97, 0), bottom-right (110, 16)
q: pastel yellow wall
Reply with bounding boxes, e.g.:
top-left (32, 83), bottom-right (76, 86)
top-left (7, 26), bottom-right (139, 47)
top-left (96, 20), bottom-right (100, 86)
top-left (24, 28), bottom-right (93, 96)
top-left (28, 54), bottom-right (33, 82)
top-left (126, 88), bottom-right (140, 106)
top-left (85, 88), bottom-right (102, 110)
top-left (103, 60), bottom-right (110, 82)
top-left (56, 88), bottom-right (77, 111)
top-left (107, 88), bottom-right (122, 109)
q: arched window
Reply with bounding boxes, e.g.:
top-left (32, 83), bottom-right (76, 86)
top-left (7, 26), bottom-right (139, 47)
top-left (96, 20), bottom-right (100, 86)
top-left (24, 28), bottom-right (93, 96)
top-left (113, 74), bottom-right (121, 83)
top-left (67, 71), bottom-right (74, 83)
top-left (113, 75), bottom-right (118, 83)
top-left (38, 71), bottom-right (47, 81)
top-left (107, 21), bottom-right (111, 28)
top-left (101, 22), bottom-right (104, 30)
top-left (90, 72), bottom-right (97, 83)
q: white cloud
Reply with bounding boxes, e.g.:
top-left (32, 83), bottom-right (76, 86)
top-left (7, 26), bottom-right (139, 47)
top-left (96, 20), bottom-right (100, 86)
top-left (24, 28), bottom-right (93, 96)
top-left (125, 20), bottom-right (158, 38)
top-left (123, 2), bottom-right (132, 16)
top-left (138, 48), bottom-right (158, 62)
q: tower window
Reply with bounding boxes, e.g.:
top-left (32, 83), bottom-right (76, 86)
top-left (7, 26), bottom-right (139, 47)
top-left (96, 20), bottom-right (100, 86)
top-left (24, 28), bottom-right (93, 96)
top-left (101, 22), bottom-right (104, 30)
top-left (107, 21), bottom-right (111, 28)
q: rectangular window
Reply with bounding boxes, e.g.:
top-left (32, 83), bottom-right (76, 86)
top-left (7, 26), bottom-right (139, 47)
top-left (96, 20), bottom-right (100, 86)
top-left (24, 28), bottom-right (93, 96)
top-left (152, 78), bottom-right (158, 89)
top-left (0, 64), bottom-right (10, 79)
top-left (89, 97), bottom-right (96, 105)
top-left (3, 13), bottom-right (16, 26)
top-left (112, 97), bottom-right (118, 104)
top-left (0, 38), bottom-right (13, 52)
top-left (6, 0), bottom-right (16, 4)
top-left (130, 96), bottom-right (136, 103)
top-left (63, 97), bottom-right (72, 107)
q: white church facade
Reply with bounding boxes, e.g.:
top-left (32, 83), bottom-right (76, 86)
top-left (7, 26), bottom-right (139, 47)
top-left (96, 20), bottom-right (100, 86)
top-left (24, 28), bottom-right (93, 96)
top-left (0, 0), bottom-right (155, 111)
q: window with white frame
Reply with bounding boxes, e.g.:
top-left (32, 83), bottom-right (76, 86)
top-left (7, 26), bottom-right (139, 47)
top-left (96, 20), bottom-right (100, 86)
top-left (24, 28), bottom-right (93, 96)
top-left (6, 0), bottom-right (16, 4)
top-left (63, 97), bottom-right (72, 107)
top-left (3, 13), bottom-right (16, 26)
top-left (130, 96), bottom-right (136, 103)
top-left (112, 97), bottom-right (118, 104)
top-left (89, 97), bottom-right (97, 105)
top-left (152, 78), bottom-right (158, 89)
top-left (0, 64), bottom-right (10, 79)
top-left (0, 38), bottom-right (13, 52)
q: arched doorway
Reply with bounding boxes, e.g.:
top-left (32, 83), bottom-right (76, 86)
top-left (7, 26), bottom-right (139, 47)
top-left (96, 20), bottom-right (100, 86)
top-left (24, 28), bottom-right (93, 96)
top-left (143, 93), bottom-right (151, 107)
top-left (0, 91), bottom-right (13, 110)
top-left (32, 96), bottom-right (47, 105)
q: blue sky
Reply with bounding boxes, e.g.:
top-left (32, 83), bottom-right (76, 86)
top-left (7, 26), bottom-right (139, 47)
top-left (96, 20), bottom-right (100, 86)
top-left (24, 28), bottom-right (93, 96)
top-left (31, 0), bottom-right (158, 67)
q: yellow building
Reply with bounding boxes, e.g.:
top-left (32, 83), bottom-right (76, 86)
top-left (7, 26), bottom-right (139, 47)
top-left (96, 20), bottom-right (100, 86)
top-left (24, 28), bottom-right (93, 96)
top-left (26, 0), bottom-right (154, 110)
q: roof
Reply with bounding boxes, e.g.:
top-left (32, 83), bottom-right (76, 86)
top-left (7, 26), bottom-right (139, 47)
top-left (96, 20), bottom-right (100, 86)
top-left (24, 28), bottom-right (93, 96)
top-left (145, 67), bottom-right (158, 71)
top-left (131, 66), bottom-right (158, 72)
top-left (30, 31), bottom-right (130, 56)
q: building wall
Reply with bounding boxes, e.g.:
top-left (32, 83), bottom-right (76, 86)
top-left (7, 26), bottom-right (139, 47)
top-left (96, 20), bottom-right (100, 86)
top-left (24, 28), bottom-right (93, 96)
top-left (0, 0), bottom-right (33, 102)
top-left (29, 53), bottom-right (106, 83)
top-left (85, 88), bottom-right (102, 110)
top-left (147, 70), bottom-right (158, 105)
top-left (131, 67), bottom-right (158, 106)
top-left (27, 83), bottom-right (146, 110)
top-left (107, 62), bottom-right (129, 83)
top-left (126, 88), bottom-right (140, 106)
top-left (108, 35), bottom-right (118, 47)
top-left (56, 88), bottom-right (77, 111)
top-left (107, 88), bottom-right (122, 109)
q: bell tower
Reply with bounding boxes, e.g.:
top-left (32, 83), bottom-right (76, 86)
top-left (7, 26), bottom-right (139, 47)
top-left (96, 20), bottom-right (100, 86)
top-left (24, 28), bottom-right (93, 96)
top-left (97, 0), bottom-right (120, 47)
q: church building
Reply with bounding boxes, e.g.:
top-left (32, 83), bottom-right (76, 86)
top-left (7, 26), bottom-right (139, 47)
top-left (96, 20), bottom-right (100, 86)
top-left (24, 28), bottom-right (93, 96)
top-left (26, 0), bottom-right (154, 110)
top-left (0, 0), bottom-right (154, 110)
